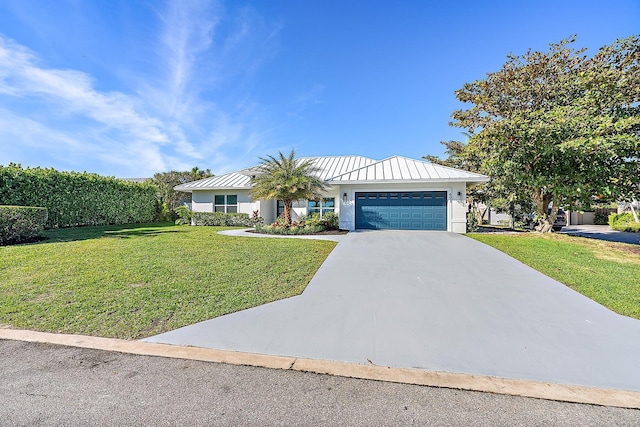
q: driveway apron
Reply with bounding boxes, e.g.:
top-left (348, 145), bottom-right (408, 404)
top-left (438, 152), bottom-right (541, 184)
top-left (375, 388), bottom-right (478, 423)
top-left (145, 231), bottom-right (640, 392)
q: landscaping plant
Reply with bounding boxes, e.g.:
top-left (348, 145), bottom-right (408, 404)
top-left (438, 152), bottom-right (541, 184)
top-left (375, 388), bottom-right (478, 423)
top-left (250, 150), bottom-right (327, 227)
top-left (609, 213), bottom-right (640, 232)
top-left (0, 163), bottom-right (157, 228)
top-left (0, 205), bottom-right (48, 244)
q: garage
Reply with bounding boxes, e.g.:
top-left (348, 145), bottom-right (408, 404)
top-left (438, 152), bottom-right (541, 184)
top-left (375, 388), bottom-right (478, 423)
top-left (355, 191), bottom-right (447, 230)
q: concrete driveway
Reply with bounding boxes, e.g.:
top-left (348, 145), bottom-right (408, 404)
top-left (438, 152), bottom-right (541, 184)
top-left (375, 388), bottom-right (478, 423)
top-left (146, 231), bottom-right (640, 392)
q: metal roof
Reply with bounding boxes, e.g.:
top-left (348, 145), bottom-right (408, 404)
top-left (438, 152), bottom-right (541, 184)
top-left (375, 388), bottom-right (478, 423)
top-left (327, 155), bottom-right (488, 183)
top-left (175, 172), bottom-right (251, 191)
top-left (174, 155), bottom-right (487, 191)
top-left (301, 155), bottom-right (377, 180)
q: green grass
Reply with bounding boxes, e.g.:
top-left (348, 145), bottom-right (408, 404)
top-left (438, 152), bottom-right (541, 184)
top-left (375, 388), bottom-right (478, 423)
top-left (0, 223), bottom-right (336, 339)
top-left (468, 233), bottom-right (640, 319)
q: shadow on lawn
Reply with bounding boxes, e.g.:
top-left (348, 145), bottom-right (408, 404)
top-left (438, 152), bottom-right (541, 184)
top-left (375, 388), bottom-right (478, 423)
top-left (39, 222), bottom-right (182, 244)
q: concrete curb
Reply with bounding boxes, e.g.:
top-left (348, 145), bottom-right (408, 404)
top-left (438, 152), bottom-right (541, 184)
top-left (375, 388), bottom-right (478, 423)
top-left (1, 328), bottom-right (639, 409)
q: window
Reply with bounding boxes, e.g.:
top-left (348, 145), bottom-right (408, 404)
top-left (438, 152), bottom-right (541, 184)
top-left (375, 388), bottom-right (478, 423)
top-left (308, 197), bottom-right (335, 216)
top-left (214, 195), bottom-right (238, 213)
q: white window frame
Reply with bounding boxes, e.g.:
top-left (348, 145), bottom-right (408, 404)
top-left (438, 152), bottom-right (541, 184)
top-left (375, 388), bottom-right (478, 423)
top-left (214, 194), bottom-right (238, 213)
top-left (307, 197), bottom-right (335, 217)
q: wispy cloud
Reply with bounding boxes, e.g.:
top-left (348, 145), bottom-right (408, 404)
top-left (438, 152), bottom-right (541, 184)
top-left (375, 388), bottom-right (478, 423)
top-left (0, 36), bottom-right (171, 174)
top-left (0, 0), bottom-right (284, 177)
top-left (156, 0), bottom-right (220, 120)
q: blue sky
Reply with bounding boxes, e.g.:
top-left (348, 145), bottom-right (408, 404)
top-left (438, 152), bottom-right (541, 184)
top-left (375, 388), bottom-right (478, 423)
top-left (0, 0), bottom-right (638, 177)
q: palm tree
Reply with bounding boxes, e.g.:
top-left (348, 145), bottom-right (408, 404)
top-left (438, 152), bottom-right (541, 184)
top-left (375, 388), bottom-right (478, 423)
top-left (250, 150), bottom-right (327, 226)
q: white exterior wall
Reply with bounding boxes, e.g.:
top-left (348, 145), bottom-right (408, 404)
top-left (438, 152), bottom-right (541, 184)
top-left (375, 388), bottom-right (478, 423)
top-left (190, 184), bottom-right (470, 232)
top-left (191, 190), bottom-right (258, 215)
top-left (449, 182), bottom-right (467, 233)
top-left (259, 199), bottom-right (276, 224)
top-left (337, 182), bottom-right (469, 233)
top-left (190, 189), bottom-right (342, 224)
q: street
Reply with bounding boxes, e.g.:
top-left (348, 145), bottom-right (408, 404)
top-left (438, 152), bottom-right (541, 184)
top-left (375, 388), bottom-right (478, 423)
top-left (1, 340), bottom-right (639, 426)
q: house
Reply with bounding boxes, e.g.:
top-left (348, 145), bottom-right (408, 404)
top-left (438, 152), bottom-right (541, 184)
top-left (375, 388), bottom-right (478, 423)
top-left (174, 155), bottom-right (489, 233)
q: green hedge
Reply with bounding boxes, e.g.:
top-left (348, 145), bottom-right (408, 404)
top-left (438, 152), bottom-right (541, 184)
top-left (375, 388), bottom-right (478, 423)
top-left (0, 164), bottom-right (158, 228)
top-left (191, 212), bottom-right (252, 227)
top-left (608, 213), bottom-right (640, 232)
top-left (0, 205), bottom-right (48, 244)
top-left (594, 212), bottom-right (609, 225)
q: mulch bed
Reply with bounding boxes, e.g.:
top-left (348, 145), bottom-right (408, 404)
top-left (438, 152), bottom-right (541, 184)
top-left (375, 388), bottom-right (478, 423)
top-left (247, 229), bottom-right (349, 236)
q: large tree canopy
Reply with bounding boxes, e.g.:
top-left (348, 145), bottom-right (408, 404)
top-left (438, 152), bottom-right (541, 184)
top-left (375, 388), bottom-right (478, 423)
top-left (450, 35), bottom-right (640, 231)
top-left (250, 150), bottom-right (327, 226)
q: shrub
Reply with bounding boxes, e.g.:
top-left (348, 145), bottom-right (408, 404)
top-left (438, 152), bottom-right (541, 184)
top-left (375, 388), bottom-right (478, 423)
top-left (0, 205), bottom-right (48, 245)
top-left (0, 163), bottom-right (157, 228)
top-left (608, 213), bottom-right (640, 232)
top-left (322, 212), bottom-right (339, 230)
top-left (191, 212), bottom-right (252, 226)
top-left (466, 211), bottom-right (479, 232)
top-left (174, 205), bottom-right (191, 225)
top-left (594, 212), bottom-right (609, 225)
top-left (256, 223), bottom-right (324, 235)
top-left (249, 210), bottom-right (264, 227)
top-left (254, 211), bottom-right (340, 235)
top-left (156, 201), bottom-right (172, 222)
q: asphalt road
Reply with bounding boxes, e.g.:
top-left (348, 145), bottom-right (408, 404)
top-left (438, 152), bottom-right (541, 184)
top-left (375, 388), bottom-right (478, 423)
top-left (561, 225), bottom-right (640, 245)
top-left (1, 340), bottom-right (639, 426)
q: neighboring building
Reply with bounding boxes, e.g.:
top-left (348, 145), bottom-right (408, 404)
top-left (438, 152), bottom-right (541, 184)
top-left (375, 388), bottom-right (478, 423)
top-left (174, 155), bottom-right (489, 233)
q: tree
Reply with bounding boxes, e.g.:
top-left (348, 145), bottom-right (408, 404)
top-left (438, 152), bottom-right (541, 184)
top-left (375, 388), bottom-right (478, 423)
top-left (423, 140), bottom-right (469, 169)
top-left (149, 167), bottom-right (214, 212)
top-left (451, 35), bottom-right (640, 231)
top-left (250, 150), bottom-right (327, 226)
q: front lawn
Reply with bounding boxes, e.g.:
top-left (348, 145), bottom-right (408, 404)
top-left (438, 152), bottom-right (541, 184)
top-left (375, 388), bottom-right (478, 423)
top-left (0, 223), bottom-right (336, 339)
top-left (468, 233), bottom-right (640, 320)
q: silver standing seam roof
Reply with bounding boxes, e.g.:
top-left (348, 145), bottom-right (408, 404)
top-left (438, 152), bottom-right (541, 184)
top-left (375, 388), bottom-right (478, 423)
top-left (174, 155), bottom-right (488, 192)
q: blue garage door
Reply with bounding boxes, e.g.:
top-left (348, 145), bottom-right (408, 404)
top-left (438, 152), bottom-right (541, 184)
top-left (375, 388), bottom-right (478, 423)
top-left (355, 191), bottom-right (447, 230)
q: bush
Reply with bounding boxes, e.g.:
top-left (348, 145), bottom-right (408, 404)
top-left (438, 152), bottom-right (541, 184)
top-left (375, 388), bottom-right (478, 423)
top-left (174, 205), bottom-right (191, 225)
top-left (254, 212), bottom-right (339, 235)
top-left (466, 211), bottom-right (479, 232)
top-left (0, 205), bottom-right (48, 245)
top-left (256, 223), bottom-right (324, 235)
top-left (156, 201), bottom-right (172, 222)
top-left (608, 213), bottom-right (640, 232)
top-left (594, 212), bottom-right (609, 225)
top-left (249, 210), bottom-right (264, 227)
top-left (191, 212), bottom-right (252, 227)
top-left (0, 163), bottom-right (157, 228)
top-left (322, 212), bottom-right (339, 230)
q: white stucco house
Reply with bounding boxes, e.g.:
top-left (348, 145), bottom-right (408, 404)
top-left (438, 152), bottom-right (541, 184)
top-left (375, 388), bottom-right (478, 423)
top-left (175, 155), bottom-right (489, 233)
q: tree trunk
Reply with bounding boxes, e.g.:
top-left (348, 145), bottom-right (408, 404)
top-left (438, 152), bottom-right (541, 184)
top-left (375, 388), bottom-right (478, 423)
top-left (532, 188), bottom-right (554, 233)
top-left (284, 200), bottom-right (293, 227)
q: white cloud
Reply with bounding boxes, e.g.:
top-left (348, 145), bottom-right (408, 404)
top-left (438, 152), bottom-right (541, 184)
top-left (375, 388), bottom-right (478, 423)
top-left (0, 0), bottom-right (285, 177)
top-left (156, 0), bottom-right (220, 120)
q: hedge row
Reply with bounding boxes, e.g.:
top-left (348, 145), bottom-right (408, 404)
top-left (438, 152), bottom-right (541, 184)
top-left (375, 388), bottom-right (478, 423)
top-left (608, 213), bottom-right (640, 232)
top-left (0, 164), bottom-right (158, 228)
top-left (0, 205), bottom-right (48, 244)
top-left (191, 212), bottom-right (252, 227)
